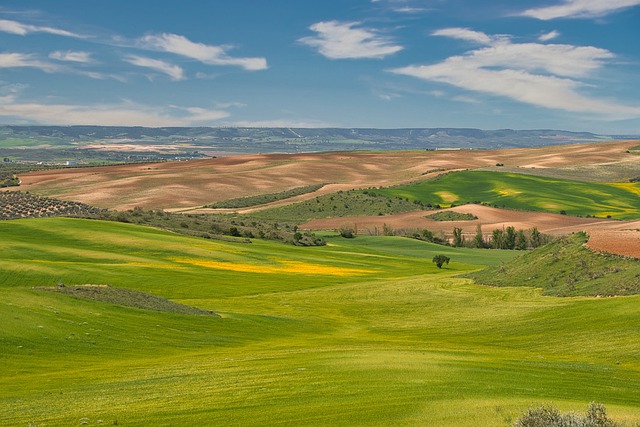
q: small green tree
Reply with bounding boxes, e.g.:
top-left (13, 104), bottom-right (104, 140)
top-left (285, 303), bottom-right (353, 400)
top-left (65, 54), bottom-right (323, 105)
top-left (515, 229), bottom-right (528, 250)
top-left (452, 227), bottom-right (464, 247)
top-left (529, 226), bottom-right (541, 248)
top-left (505, 226), bottom-right (516, 250)
top-left (491, 228), bottom-right (505, 249)
top-left (472, 224), bottom-right (485, 248)
top-left (432, 254), bottom-right (450, 269)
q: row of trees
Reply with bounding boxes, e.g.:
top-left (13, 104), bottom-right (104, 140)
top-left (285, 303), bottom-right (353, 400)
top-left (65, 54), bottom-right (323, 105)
top-left (413, 224), bottom-right (550, 250)
top-left (451, 225), bottom-right (549, 249)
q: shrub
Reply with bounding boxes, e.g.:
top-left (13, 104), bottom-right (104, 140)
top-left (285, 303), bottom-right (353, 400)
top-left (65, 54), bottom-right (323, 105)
top-left (513, 402), bottom-right (626, 427)
top-left (432, 254), bottom-right (450, 268)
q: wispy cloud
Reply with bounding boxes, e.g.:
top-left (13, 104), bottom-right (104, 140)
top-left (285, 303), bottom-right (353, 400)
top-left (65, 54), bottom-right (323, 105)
top-left (299, 21), bottom-right (403, 60)
top-left (371, 0), bottom-right (429, 14)
top-left (432, 28), bottom-right (495, 45)
top-left (0, 99), bottom-right (230, 126)
top-left (0, 53), bottom-right (59, 72)
top-left (538, 30), bottom-right (561, 42)
top-left (0, 82), bottom-right (28, 103)
top-left (519, 0), bottom-right (640, 20)
top-left (0, 18), bottom-right (82, 37)
top-left (49, 50), bottom-right (94, 63)
top-left (139, 33), bottom-right (267, 71)
top-left (124, 55), bottom-right (185, 81)
top-left (389, 28), bottom-right (640, 119)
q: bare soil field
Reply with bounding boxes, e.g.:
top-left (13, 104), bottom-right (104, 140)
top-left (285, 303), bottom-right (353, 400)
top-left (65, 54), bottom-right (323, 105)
top-left (4, 139), bottom-right (638, 258)
top-left (301, 204), bottom-right (640, 259)
top-left (6, 140), bottom-right (638, 211)
top-left (586, 229), bottom-right (640, 259)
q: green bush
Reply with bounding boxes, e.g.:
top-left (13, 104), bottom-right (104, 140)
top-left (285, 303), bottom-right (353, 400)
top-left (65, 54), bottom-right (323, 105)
top-left (513, 402), bottom-right (630, 427)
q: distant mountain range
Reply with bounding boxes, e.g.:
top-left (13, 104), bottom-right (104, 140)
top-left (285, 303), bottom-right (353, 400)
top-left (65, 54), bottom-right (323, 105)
top-left (2, 125), bottom-right (638, 154)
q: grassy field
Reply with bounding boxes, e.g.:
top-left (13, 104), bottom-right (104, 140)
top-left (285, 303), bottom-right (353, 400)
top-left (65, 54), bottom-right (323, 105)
top-left (246, 189), bottom-right (425, 222)
top-left (369, 171), bottom-right (640, 219)
top-left (1, 218), bottom-right (639, 426)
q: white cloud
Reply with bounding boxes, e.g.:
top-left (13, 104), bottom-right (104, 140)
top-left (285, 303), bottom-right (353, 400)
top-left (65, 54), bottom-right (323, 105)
top-left (124, 55), bottom-right (185, 81)
top-left (0, 53), bottom-right (59, 72)
top-left (49, 50), bottom-right (94, 63)
top-left (299, 21), bottom-right (403, 59)
top-left (389, 29), bottom-right (640, 120)
top-left (139, 33), bottom-right (267, 71)
top-left (0, 82), bottom-right (28, 103)
top-left (432, 28), bottom-right (494, 45)
top-left (393, 6), bottom-right (427, 13)
top-left (0, 18), bottom-right (82, 38)
top-left (0, 99), bottom-right (230, 126)
top-left (520, 0), bottom-right (640, 20)
top-left (538, 30), bottom-right (561, 42)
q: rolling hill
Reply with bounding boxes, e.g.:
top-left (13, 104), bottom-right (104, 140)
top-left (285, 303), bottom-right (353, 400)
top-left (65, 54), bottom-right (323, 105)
top-left (1, 218), bottom-right (639, 426)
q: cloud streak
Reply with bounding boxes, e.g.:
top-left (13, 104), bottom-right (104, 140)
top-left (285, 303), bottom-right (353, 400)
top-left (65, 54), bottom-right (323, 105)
top-left (139, 33), bottom-right (268, 71)
top-left (124, 55), bottom-right (185, 81)
top-left (299, 21), bottom-right (403, 59)
top-left (0, 18), bottom-right (82, 37)
top-left (389, 28), bottom-right (640, 120)
top-left (0, 52), bottom-right (59, 72)
top-left (49, 50), bottom-right (94, 63)
top-left (519, 0), bottom-right (640, 20)
top-left (0, 99), bottom-right (230, 126)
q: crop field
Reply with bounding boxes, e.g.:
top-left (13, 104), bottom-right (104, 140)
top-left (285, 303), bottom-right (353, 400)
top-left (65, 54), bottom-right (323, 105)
top-left (369, 171), bottom-right (640, 219)
top-left (7, 140), bottom-right (638, 211)
top-left (1, 218), bottom-right (639, 426)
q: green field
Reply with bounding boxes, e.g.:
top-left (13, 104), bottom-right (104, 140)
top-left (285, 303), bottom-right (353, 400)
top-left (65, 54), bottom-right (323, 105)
top-left (369, 171), bottom-right (640, 219)
top-left (1, 218), bottom-right (639, 426)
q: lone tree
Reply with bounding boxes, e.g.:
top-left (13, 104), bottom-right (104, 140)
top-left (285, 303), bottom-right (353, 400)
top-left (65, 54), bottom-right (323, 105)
top-left (432, 254), bottom-right (450, 269)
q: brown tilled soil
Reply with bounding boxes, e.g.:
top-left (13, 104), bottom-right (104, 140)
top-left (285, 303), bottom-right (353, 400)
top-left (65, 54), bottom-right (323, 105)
top-left (585, 229), bottom-right (640, 259)
top-left (7, 140), bottom-right (638, 211)
top-left (4, 140), bottom-right (639, 258)
top-left (300, 204), bottom-right (640, 259)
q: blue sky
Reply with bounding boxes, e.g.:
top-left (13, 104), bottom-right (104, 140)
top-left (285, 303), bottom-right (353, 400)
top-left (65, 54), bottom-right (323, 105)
top-left (0, 0), bottom-right (639, 133)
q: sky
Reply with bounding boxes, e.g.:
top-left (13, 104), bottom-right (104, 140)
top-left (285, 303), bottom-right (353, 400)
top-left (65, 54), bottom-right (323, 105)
top-left (0, 0), bottom-right (639, 134)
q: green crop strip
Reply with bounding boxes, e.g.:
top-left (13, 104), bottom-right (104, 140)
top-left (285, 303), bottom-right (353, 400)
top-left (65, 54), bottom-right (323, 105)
top-left (368, 170), bottom-right (640, 219)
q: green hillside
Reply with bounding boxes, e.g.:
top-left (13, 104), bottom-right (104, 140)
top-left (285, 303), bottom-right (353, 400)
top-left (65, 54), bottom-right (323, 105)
top-left (469, 232), bottom-right (640, 296)
top-left (1, 218), bottom-right (639, 426)
top-left (369, 170), bottom-right (640, 219)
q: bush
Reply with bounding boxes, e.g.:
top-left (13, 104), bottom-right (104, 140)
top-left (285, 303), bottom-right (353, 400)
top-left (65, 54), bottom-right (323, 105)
top-left (513, 402), bottom-right (628, 427)
top-left (432, 254), bottom-right (450, 268)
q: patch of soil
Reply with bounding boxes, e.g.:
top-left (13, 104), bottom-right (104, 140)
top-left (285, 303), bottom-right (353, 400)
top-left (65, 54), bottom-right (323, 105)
top-left (585, 229), bottom-right (640, 259)
top-left (37, 284), bottom-right (218, 316)
top-left (8, 140), bottom-right (638, 211)
top-left (301, 204), bottom-right (640, 259)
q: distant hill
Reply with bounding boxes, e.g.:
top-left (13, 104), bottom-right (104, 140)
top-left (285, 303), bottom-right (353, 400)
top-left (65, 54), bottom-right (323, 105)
top-left (1, 125), bottom-right (636, 154)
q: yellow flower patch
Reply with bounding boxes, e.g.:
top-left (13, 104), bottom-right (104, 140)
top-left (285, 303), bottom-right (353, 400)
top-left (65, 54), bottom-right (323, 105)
top-left (174, 258), bottom-right (372, 276)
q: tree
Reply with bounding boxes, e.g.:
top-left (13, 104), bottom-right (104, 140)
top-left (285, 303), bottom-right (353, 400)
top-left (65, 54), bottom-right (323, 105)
top-left (452, 227), bottom-right (464, 247)
top-left (515, 229), bottom-right (528, 250)
top-left (432, 254), bottom-right (450, 268)
top-left (529, 226), bottom-right (541, 248)
top-left (505, 226), bottom-right (516, 250)
top-left (472, 224), bottom-right (485, 248)
top-left (491, 228), bottom-right (505, 249)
